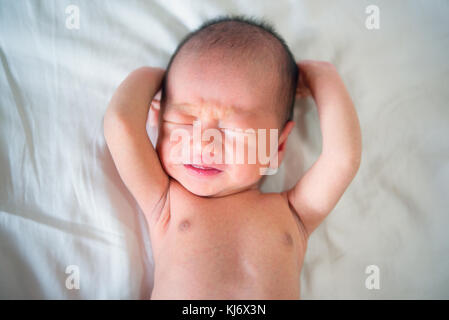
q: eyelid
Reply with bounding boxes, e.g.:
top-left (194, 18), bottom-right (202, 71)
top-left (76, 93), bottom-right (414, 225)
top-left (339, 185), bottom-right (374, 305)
top-left (219, 125), bottom-right (244, 132)
top-left (219, 128), bottom-right (243, 137)
top-left (163, 119), bottom-right (193, 126)
top-left (164, 118), bottom-right (244, 133)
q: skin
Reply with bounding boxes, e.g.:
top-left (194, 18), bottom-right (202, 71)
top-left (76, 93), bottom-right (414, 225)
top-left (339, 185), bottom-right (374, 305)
top-left (104, 55), bottom-right (362, 299)
top-left (158, 49), bottom-right (291, 197)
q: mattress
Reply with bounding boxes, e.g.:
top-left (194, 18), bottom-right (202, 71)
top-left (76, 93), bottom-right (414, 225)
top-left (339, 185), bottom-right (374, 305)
top-left (0, 0), bottom-right (448, 299)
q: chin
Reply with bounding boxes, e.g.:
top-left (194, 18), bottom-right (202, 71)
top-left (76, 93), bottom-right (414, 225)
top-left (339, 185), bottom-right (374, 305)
top-left (178, 173), bottom-right (240, 197)
top-left (181, 180), bottom-right (224, 197)
top-left (165, 164), bottom-right (227, 197)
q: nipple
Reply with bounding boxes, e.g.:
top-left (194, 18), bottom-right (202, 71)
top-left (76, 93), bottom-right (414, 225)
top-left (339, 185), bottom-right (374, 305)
top-left (178, 219), bottom-right (191, 232)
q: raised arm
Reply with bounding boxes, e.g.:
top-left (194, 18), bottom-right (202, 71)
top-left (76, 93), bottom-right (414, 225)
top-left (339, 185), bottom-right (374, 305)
top-left (287, 61), bottom-right (362, 236)
top-left (103, 67), bottom-right (169, 221)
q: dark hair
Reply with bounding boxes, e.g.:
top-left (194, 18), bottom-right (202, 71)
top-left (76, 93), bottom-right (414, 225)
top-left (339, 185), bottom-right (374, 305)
top-left (161, 15), bottom-right (298, 126)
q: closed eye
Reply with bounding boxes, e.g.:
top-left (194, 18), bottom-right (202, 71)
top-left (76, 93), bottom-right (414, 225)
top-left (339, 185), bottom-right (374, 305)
top-left (219, 127), bottom-right (245, 137)
top-left (219, 126), bottom-right (245, 132)
top-left (163, 119), bottom-right (193, 126)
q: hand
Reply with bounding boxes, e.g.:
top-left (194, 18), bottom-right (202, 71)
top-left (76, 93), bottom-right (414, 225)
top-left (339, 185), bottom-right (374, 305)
top-left (295, 68), bottom-right (311, 98)
top-left (296, 60), bottom-right (337, 98)
top-left (151, 89), bottom-right (162, 110)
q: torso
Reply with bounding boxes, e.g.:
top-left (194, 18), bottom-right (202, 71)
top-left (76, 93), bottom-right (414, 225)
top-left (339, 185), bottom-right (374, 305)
top-left (148, 180), bottom-right (308, 299)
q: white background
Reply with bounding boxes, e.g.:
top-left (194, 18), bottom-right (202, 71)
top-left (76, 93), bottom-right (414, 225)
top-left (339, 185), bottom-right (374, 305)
top-left (0, 0), bottom-right (448, 299)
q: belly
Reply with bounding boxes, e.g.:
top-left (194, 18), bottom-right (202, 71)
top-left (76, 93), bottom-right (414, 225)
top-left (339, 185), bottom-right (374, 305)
top-left (150, 209), bottom-right (304, 299)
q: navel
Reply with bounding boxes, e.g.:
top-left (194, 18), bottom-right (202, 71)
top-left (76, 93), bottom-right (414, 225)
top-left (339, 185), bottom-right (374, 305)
top-left (178, 219), bottom-right (191, 232)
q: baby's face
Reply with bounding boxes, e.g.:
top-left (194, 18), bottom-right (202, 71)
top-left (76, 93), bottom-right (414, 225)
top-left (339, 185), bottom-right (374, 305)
top-left (157, 52), bottom-right (288, 197)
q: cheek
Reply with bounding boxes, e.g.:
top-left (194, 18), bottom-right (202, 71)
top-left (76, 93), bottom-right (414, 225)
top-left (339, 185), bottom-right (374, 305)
top-left (257, 129), bottom-right (280, 165)
top-left (223, 130), bottom-right (278, 167)
top-left (158, 125), bottom-right (192, 164)
top-left (227, 163), bottom-right (262, 183)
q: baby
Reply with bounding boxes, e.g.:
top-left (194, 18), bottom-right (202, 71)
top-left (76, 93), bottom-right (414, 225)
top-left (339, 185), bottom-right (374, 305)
top-left (104, 16), bottom-right (361, 299)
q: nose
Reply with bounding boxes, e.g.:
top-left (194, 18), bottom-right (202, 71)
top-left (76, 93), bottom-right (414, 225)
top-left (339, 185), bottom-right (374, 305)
top-left (191, 120), bottom-right (223, 164)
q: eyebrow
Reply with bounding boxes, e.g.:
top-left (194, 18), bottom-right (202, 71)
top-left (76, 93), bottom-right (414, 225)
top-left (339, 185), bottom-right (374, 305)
top-left (168, 102), bottom-right (255, 118)
top-left (168, 103), bottom-right (197, 113)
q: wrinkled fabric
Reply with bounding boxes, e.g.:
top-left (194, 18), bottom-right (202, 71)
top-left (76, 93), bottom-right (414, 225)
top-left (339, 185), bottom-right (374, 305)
top-left (0, 0), bottom-right (448, 299)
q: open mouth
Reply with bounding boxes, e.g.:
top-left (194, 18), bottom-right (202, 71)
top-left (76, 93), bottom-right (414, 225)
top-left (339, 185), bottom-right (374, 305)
top-left (184, 164), bottom-right (223, 176)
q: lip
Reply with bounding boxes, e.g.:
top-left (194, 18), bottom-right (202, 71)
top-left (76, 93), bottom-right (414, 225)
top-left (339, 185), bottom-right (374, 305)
top-left (184, 164), bottom-right (223, 176)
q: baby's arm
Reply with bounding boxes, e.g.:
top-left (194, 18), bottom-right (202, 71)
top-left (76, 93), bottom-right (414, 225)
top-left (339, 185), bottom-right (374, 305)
top-left (103, 67), bottom-right (169, 221)
top-left (287, 61), bottom-right (362, 236)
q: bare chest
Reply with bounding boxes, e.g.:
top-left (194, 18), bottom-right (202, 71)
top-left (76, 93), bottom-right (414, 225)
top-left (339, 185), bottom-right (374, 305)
top-left (148, 182), bottom-right (307, 299)
top-left (150, 182), bottom-right (307, 270)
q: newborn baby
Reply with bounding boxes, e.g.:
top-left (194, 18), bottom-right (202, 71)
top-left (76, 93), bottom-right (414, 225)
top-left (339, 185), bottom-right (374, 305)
top-left (104, 16), bottom-right (361, 299)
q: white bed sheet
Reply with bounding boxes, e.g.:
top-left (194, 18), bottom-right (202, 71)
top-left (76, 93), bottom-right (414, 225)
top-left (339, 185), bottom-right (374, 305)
top-left (1, 0), bottom-right (448, 299)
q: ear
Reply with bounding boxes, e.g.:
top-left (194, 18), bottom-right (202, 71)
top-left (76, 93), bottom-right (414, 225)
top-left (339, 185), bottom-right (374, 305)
top-left (275, 120), bottom-right (295, 166)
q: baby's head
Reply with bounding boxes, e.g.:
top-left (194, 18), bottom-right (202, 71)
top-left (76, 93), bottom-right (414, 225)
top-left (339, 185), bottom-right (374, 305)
top-left (156, 16), bottom-right (298, 197)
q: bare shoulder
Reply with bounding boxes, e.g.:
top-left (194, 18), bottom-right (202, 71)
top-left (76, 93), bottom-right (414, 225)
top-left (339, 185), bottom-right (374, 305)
top-left (249, 191), bottom-right (310, 244)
